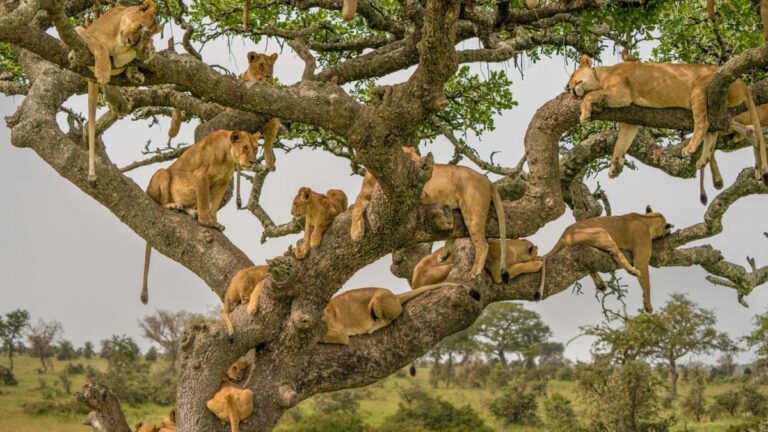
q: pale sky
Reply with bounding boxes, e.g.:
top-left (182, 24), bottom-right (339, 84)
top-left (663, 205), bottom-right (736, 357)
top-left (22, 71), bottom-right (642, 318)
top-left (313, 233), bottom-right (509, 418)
top-left (1, 27), bottom-right (766, 364)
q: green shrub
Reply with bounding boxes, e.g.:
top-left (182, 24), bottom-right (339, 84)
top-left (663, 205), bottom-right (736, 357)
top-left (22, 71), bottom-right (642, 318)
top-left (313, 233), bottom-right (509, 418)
top-left (0, 365), bottom-right (17, 386)
top-left (379, 386), bottom-right (492, 432)
top-left (21, 399), bottom-right (89, 417)
top-left (543, 393), bottom-right (581, 432)
top-left (488, 379), bottom-right (544, 425)
top-left (710, 390), bottom-right (740, 419)
top-left (285, 411), bottom-right (370, 432)
top-left (65, 363), bottom-right (85, 375)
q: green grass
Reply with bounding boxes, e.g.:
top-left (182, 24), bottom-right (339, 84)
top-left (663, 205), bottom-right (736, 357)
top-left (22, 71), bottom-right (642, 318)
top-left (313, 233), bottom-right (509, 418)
top-left (0, 355), bottom-right (763, 431)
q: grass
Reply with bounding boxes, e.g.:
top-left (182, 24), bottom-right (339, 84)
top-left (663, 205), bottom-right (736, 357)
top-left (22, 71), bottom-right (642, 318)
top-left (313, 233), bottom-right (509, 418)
top-left (0, 354), bottom-right (764, 431)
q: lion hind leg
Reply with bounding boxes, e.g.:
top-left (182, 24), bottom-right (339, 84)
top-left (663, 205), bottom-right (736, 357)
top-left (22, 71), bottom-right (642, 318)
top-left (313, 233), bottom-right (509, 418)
top-left (744, 86), bottom-right (768, 185)
top-left (682, 88), bottom-right (710, 156)
top-left (571, 227), bottom-right (640, 276)
top-left (609, 123), bottom-right (640, 178)
top-left (589, 272), bottom-right (607, 291)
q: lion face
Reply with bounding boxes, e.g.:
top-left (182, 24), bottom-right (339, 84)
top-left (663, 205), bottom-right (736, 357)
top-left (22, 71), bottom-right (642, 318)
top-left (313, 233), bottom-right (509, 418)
top-left (519, 240), bottom-right (538, 261)
top-left (566, 55), bottom-right (601, 98)
top-left (225, 359), bottom-right (248, 382)
top-left (119, 1), bottom-right (160, 47)
top-left (645, 207), bottom-right (674, 239)
top-left (245, 52), bottom-right (278, 82)
top-left (291, 187), bottom-right (312, 217)
top-left (229, 131), bottom-right (259, 170)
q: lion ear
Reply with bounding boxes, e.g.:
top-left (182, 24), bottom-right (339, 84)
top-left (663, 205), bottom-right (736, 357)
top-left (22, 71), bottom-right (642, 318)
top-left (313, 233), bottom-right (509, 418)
top-left (665, 223), bottom-right (674, 229)
top-left (645, 205), bottom-right (653, 214)
top-left (268, 53), bottom-right (278, 64)
top-left (231, 131), bottom-right (242, 143)
top-left (139, 0), bottom-right (156, 13)
top-left (135, 422), bottom-right (144, 431)
top-left (579, 54), bottom-right (592, 67)
top-left (247, 51), bottom-right (258, 63)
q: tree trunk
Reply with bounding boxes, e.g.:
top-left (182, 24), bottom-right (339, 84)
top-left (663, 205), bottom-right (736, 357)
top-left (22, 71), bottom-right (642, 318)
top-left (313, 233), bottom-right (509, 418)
top-left (8, 349), bottom-right (14, 371)
top-left (75, 384), bottom-right (131, 432)
top-left (669, 359), bottom-right (678, 398)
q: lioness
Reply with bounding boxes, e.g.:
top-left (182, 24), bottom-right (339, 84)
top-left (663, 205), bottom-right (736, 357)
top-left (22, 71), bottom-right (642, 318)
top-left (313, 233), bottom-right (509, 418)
top-left (538, 206), bottom-right (673, 313)
top-left (320, 283), bottom-right (465, 345)
top-left (291, 187), bottom-right (348, 259)
top-left (567, 55), bottom-right (767, 185)
top-left (411, 239), bottom-right (542, 288)
top-left (141, 130), bottom-right (259, 304)
top-left (135, 409), bottom-right (175, 432)
top-left (350, 147), bottom-right (509, 282)
top-left (75, 0), bottom-right (160, 187)
top-left (222, 265), bottom-right (268, 341)
top-left (207, 359), bottom-right (254, 432)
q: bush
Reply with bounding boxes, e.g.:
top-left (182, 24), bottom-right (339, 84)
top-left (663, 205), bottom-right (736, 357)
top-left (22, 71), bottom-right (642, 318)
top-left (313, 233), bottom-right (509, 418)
top-left (739, 383), bottom-right (768, 417)
top-left (21, 399), bottom-right (89, 417)
top-left (287, 411), bottom-right (370, 432)
top-left (681, 367), bottom-right (707, 421)
top-left (379, 386), bottom-right (492, 432)
top-left (65, 363), bottom-right (85, 375)
top-left (56, 340), bottom-right (77, 361)
top-left (0, 365), bottom-right (17, 386)
top-left (313, 390), bottom-right (363, 414)
top-left (455, 362), bottom-right (490, 388)
top-left (488, 379), bottom-right (544, 425)
top-left (486, 364), bottom-right (512, 392)
top-left (710, 390), bottom-right (740, 419)
top-left (543, 393), bottom-right (581, 432)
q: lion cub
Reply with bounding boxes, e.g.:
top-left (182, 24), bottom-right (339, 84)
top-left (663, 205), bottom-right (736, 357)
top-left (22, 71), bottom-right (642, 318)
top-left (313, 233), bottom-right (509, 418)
top-left (321, 283), bottom-right (460, 345)
top-left (538, 206), bottom-right (673, 313)
top-left (140, 130), bottom-right (259, 304)
top-left (412, 239), bottom-right (542, 289)
top-left (222, 265), bottom-right (268, 341)
top-left (291, 187), bottom-right (348, 259)
top-left (350, 147), bottom-right (509, 282)
top-left (135, 409), bottom-right (176, 432)
top-left (207, 359), bottom-right (254, 432)
top-left (567, 55), bottom-right (767, 185)
top-left (75, 0), bottom-right (160, 187)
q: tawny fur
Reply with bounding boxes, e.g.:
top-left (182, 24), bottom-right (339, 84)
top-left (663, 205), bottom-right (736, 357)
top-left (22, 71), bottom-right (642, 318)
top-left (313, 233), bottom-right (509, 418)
top-left (141, 130), bottom-right (259, 304)
top-left (291, 187), bottom-right (348, 259)
top-left (168, 108), bottom-right (182, 144)
top-left (342, 0), bottom-right (357, 20)
top-left (350, 147), bottom-right (509, 282)
top-left (134, 408), bottom-right (176, 432)
top-left (566, 55), bottom-right (768, 186)
top-left (320, 283), bottom-right (464, 345)
top-left (207, 359), bottom-right (254, 432)
top-left (222, 265), bottom-right (268, 340)
top-left (412, 239), bottom-right (542, 288)
top-left (538, 207), bottom-right (673, 313)
top-left (76, 0), bottom-right (160, 186)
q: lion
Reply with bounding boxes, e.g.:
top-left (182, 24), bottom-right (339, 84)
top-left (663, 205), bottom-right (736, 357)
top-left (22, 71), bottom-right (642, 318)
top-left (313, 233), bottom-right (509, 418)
top-left (567, 55), bottom-right (768, 185)
top-left (74, 0), bottom-right (160, 187)
top-left (291, 187), bottom-right (348, 259)
top-left (134, 408), bottom-right (176, 432)
top-left (538, 206), bottom-right (674, 313)
top-left (141, 130), bottom-right (259, 304)
top-left (207, 359), bottom-right (254, 432)
top-left (350, 147), bottom-right (509, 282)
top-left (222, 265), bottom-right (268, 341)
top-left (320, 283), bottom-right (467, 345)
top-left (411, 239), bottom-right (542, 289)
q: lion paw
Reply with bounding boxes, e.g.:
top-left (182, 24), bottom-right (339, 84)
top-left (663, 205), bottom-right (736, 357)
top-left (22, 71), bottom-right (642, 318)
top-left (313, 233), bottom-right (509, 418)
top-left (681, 145), bottom-right (696, 157)
top-left (350, 223), bottom-right (364, 242)
top-left (125, 67), bottom-right (145, 84)
top-left (199, 219), bottom-right (225, 231)
top-left (608, 161), bottom-right (623, 178)
top-left (164, 203), bottom-right (185, 212)
top-left (628, 266), bottom-right (641, 277)
top-left (294, 245), bottom-right (308, 259)
top-left (579, 112), bottom-right (591, 124)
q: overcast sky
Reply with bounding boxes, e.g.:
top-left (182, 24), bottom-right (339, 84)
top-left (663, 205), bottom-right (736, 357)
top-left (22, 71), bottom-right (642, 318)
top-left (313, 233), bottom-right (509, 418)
top-left (1, 27), bottom-right (766, 364)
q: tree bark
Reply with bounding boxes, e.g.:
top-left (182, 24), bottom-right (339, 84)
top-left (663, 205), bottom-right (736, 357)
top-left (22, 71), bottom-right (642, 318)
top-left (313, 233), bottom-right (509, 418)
top-left (76, 384), bottom-right (132, 432)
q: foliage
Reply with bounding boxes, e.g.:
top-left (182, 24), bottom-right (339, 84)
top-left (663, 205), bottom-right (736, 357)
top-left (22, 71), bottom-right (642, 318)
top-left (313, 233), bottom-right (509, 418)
top-left (577, 359), bottom-right (672, 432)
top-left (138, 309), bottom-right (205, 368)
top-left (55, 340), bottom-right (77, 361)
top-left (710, 390), bottom-right (741, 419)
top-left (0, 365), bottom-right (17, 386)
top-left (145, 346), bottom-right (159, 362)
top-left (284, 411), bottom-right (370, 432)
top-left (470, 302), bottom-right (552, 368)
top-left (81, 341), bottom-right (94, 359)
top-left (312, 389), bottom-right (366, 414)
top-left (378, 386), bottom-right (492, 432)
top-left (681, 366), bottom-right (707, 421)
top-left (487, 378), bottom-right (545, 425)
top-left (543, 392), bottom-right (582, 432)
top-left (26, 319), bottom-right (63, 373)
top-left (738, 383), bottom-right (768, 418)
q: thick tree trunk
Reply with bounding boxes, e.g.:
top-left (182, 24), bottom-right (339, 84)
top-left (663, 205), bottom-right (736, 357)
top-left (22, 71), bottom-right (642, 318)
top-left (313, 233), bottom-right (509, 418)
top-left (76, 384), bottom-right (131, 432)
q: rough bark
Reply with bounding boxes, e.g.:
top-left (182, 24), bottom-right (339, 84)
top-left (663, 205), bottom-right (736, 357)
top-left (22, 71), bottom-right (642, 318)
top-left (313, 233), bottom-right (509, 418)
top-left (76, 384), bottom-right (132, 432)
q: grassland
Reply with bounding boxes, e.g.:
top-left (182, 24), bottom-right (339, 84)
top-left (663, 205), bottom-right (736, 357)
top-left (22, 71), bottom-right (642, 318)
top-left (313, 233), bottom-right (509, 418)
top-left (0, 354), bottom-right (763, 431)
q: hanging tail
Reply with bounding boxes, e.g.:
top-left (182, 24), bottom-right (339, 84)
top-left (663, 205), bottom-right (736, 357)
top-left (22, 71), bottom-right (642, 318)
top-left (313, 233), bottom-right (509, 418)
top-left (141, 241), bottom-right (151, 304)
top-left (536, 239), bottom-right (566, 300)
top-left (227, 394), bottom-right (241, 432)
top-left (491, 184), bottom-right (509, 283)
top-left (87, 80), bottom-right (98, 188)
top-left (745, 86), bottom-right (768, 185)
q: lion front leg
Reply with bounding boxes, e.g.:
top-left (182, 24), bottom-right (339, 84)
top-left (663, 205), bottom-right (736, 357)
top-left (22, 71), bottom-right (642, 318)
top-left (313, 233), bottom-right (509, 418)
top-left (609, 123), bottom-right (640, 178)
top-left (295, 218), bottom-right (313, 259)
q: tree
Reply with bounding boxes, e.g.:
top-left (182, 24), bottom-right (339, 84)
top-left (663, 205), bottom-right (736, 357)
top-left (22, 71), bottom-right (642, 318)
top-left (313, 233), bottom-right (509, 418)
top-left (681, 366), bottom-right (707, 422)
top-left (27, 319), bottom-right (63, 373)
top-left (470, 302), bottom-right (552, 368)
top-left (584, 294), bottom-right (735, 397)
top-left (1, 0), bottom-right (767, 430)
top-left (138, 309), bottom-right (201, 368)
top-left (0, 309), bottom-right (30, 371)
top-left (743, 307), bottom-right (768, 370)
top-left (56, 339), bottom-right (77, 361)
top-left (82, 341), bottom-right (95, 359)
top-left (427, 328), bottom-right (477, 387)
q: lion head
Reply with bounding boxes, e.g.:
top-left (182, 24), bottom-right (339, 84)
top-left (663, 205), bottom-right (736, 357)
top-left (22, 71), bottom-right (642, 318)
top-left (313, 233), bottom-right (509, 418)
top-left (291, 187), bottom-right (313, 217)
top-left (225, 359), bottom-right (248, 382)
top-left (644, 205), bottom-right (674, 239)
top-left (229, 131), bottom-right (259, 170)
top-left (119, 1), bottom-right (160, 47)
top-left (244, 52), bottom-right (278, 82)
top-left (566, 55), bottom-right (602, 98)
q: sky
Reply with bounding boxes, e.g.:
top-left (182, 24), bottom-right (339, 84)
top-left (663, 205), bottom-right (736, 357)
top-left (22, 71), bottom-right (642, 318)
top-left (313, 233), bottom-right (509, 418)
top-left (0, 25), bottom-right (766, 365)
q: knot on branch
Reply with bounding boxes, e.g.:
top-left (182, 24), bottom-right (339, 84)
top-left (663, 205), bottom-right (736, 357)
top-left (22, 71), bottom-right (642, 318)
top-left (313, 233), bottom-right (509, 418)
top-left (370, 85), bottom-right (394, 107)
top-left (290, 309), bottom-right (315, 331)
top-left (277, 384), bottom-right (299, 408)
top-left (268, 255), bottom-right (298, 287)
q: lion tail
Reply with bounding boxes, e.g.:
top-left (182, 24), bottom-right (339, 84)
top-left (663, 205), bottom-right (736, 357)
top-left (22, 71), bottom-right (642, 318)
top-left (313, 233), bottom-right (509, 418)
top-left (141, 241), bottom-right (151, 304)
top-left (699, 166), bottom-right (708, 205)
top-left (491, 184), bottom-right (509, 283)
top-left (227, 393), bottom-right (241, 432)
top-left (745, 86), bottom-right (768, 185)
top-left (536, 238), bottom-right (567, 301)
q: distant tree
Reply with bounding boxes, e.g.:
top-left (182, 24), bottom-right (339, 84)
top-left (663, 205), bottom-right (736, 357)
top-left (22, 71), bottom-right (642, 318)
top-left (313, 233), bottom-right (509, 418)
top-left (535, 341), bottom-right (565, 365)
top-left (145, 346), bottom-right (159, 362)
top-left (138, 310), bottom-right (204, 368)
top-left (100, 335), bottom-right (141, 371)
top-left (577, 359), bottom-right (670, 432)
top-left (743, 307), bottom-right (768, 370)
top-left (27, 319), bottom-right (63, 373)
top-left (82, 341), bottom-right (94, 359)
top-left (427, 329), bottom-right (476, 387)
top-left (681, 366), bottom-right (707, 421)
top-left (0, 309), bottom-right (30, 371)
top-left (488, 379), bottom-right (544, 425)
top-left (738, 383), bottom-right (768, 417)
top-left (56, 340), bottom-right (77, 361)
top-left (584, 294), bottom-right (735, 397)
top-left (470, 302), bottom-right (551, 368)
